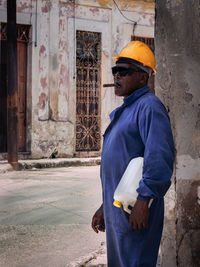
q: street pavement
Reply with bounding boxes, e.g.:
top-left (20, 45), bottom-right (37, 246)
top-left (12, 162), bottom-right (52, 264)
top-left (0, 166), bottom-right (106, 267)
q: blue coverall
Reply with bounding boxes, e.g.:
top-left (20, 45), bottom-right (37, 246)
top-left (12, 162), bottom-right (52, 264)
top-left (100, 86), bottom-right (174, 267)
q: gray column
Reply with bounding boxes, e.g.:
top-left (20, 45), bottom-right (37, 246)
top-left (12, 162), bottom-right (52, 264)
top-left (155, 0), bottom-right (200, 266)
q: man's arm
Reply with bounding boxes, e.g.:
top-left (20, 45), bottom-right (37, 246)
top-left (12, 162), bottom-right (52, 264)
top-left (137, 101), bottom-right (175, 199)
top-left (91, 204), bottom-right (105, 233)
top-left (129, 101), bottom-right (174, 230)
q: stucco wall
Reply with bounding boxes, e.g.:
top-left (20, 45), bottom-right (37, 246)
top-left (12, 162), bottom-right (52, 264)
top-left (155, 0), bottom-right (200, 266)
top-left (0, 0), bottom-right (154, 158)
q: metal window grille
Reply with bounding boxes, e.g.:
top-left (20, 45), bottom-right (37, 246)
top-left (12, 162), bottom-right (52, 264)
top-left (76, 30), bottom-right (101, 152)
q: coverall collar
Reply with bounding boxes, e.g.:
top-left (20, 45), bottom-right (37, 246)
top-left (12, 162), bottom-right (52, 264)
top-left (123, 85), bottom-right (150, 107)
top-left (108, 85), bottom-right (150, 123)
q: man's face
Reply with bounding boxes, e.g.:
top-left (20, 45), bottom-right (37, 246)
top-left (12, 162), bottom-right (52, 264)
top-left (113, 63), bottom-right (145, 98)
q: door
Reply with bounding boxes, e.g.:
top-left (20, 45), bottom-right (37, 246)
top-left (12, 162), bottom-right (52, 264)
top-left (76, 30), bottom-right (101, 153)
top-left (0, 23), bottom-right (30, 152)
top-left (0, 40), bottom-right (7, 152)
top-left (17, 41), bottom-right (27, 151)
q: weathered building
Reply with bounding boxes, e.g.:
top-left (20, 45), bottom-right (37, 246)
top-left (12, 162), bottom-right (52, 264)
top-left (156, 0), bottom-right (200, 266)
top-left (0, 0), bottom-right (155, 159)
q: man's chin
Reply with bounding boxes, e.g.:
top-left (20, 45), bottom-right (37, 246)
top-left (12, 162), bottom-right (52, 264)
top-left (114, 92), bottom-right (123, 97)
top-left (114, 88), bottom-right (123, 96)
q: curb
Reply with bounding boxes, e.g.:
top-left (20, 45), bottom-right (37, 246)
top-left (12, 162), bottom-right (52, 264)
top-left (0, 158), bottom-right (101, 173)
top-left (65, 243), bottom-right (106, 267)
top-left (18, 157), bottom-right (101, 170)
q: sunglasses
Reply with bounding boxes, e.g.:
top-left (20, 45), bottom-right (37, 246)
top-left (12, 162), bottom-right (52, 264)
top-left (112, 66), bottom-right (144, 77)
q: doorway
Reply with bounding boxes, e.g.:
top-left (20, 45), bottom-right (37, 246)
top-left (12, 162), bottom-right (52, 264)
top-left (0, 23), bottom-right (30, 152)
top-left (0, 40), bottom-right (7, 152)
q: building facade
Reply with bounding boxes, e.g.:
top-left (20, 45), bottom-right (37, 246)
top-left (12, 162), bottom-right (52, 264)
top-left (0, 0), bottom-right (155, 159)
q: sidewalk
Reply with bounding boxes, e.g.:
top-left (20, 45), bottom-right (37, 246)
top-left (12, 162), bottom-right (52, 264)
top-left (0, 157), bottom-right (101, 174)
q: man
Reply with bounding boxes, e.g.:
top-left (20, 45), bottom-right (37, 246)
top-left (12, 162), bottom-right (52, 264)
top-left (91, 41), bottom-right (174, 267)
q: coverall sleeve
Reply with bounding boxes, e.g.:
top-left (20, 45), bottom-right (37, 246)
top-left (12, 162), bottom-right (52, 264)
top-left (136, 101), bottom-right (175, 199)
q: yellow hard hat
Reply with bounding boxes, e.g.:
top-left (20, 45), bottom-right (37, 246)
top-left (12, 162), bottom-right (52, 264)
top-left (112, 41), bottom-right (156, 74)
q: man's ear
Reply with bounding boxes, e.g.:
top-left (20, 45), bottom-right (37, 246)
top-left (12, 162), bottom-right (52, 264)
top-left (140, 73), bottom-right (149, 85)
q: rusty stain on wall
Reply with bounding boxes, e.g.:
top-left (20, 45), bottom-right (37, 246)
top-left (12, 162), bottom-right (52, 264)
top-left (137, 13), bottom-right (154, 26)
top-left (40, 77), bottom-right (47, 90)
top-left (41, 2), bottom-right (50, 13)
top-left (89, 7), bottom-right (99, 14)
top-left (60, 2), bottom-right (74, 17)
top-left (38, 93), bottom-right (48, 109)
top-left (39, 45), bottom-right (47, 72)
top-left (39, 45), bottom-right (46, 56)
top-left (17, 2), bottom-right (31, 12)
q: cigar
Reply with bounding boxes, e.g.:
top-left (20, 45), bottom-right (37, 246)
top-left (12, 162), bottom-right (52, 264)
top-left (103, 83), bottom-right (114, 87)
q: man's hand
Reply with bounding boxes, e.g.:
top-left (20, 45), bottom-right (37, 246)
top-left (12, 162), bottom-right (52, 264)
top-left (129, 199), bottom-right (149, 230)
top-left (91, 204), bottom-right (105, 233)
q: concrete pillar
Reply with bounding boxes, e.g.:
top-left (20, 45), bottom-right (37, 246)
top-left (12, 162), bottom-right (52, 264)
top-left (155, 0), bottom-right (200, 266)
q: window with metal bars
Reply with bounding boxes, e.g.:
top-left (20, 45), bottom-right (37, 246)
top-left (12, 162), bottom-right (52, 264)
top-left (75, 30), bottom-right (101, 153)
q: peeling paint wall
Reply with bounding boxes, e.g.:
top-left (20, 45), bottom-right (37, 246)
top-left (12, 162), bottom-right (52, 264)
top-left (156, 0), bottom-right (200, 266)
top-left (0, 0), bottom-right (154, 158)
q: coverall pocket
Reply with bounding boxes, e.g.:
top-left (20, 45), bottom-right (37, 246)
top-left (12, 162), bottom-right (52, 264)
top-left (114, 207), bottom-right (134, 233)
